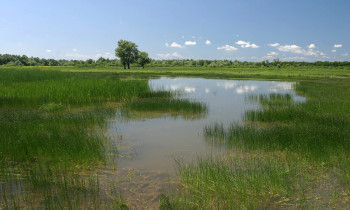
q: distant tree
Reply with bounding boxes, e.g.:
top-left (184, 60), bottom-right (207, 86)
top-left (115, 40), bottom-right (139, 69)
top-left (86, 59), bottom-right (95, 65)
top-left (138, 51), bottom-right (151, 69)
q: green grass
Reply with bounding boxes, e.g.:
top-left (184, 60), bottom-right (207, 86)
top-left (0, 68), bottom-right (180, 209)
top-left (165, 78), bottom-right (350, 209)
top-left (2, 66), bottom-right (350, 208)
top-left (122, 98), bottom-right (207, 118)
top-left (2, 65), bottom-right (350, 81)
top-left (0, 69), bottom-right (154, 107)
top-left (162, 153), bottom-right (309, 209)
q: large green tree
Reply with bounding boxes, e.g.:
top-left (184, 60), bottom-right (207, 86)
top-left (115, 39), bottom-right (139, 69)
top-left (138, 51), bottom-right (151, 69)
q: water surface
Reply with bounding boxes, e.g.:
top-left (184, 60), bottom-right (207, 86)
top-left (108, 78), bottom-right (305, 171)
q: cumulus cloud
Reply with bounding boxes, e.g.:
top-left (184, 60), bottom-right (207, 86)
top-left (320, 52), bottom-right (326, 56)
top-left (267, 52), bottom-right (278, 56)
top-left (332, 49), bottom-right (336, 53)
top-left (166, 42), bottom-right (184, 48)
top-left (277, 45), bottom-right (303, 54)
top-left (73, 49), bottom-right (78, 52)
top-left (342, 53), bottom-right (349, 57)
top-left (308, 44), bottom-right (316, 49)
top-left (185, 41), bottom-right (196, 46)
top-left (276, 44), bottom-right (317, 56)
top-left (46, 49), bottom-right (52, 53)
top-left (268, 43), bottom-right (280, 47)
top-left (235, 40), bottom-right (259, 48)
top-left (205, 40), bottom-right (211, 45)
top-left (334, 44), bottom-right (342, 48)
top-left (217, 45), bottom-right (238, 51)
top-left (156, 52), bottom-right (182, 59)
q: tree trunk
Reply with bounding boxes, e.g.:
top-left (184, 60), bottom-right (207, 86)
top-left (128, 63), bottom-right (130, 69)
top-left (123, 64), bottom-right (126, 69)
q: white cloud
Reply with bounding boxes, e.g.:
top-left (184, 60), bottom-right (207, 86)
top-left (308, 44), bottom-right (316, 49)
top-left (169, 42), bottom-right (184, 48)
top-left (276, 44), bottom-right (317, 56)
top-left (277, 45), bottom-right (303, 54)
top-left (334, 44), bottom-right (342, 48)
top-left (320, 52), bottom-right (326, 56)
top-left (267, 52), bottom-right (278, 56)
top-left (46, 49), bottom-right (52, 53)
top-left (73, 49), bottom-right (78, 52)
top-left (156, 52), bottom-right (182, 59)
top-left (205, 40), bottom-right (211, 45)
top-left (332, 49), bottom-right (336, 53)
top-left (235, 40), bottom-right (259, 48)
top-left (342, 53), bottom-right (349, 57)
top-left (217, 45), bottom-right (238, 51)
top-left (166, 42), bottom-right (184, 48)
top-left (268, 43), bottom-right (280, 47)
top-left (303, 50), bottom-right (317, 56)
top-left (185, 41), bottom-right (196, 46)
top-left (192, 36), bottom-right (196, 39)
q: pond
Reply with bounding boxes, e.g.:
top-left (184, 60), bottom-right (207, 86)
top-left (105, 77), bottom-right (305, 208)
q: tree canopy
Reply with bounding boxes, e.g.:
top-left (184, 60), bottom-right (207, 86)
top-left (138, 51), bottom-right (151, 69)
top-left (115, 40), bottom-right (139, 69)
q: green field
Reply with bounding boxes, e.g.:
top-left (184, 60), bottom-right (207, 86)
top-left (1, 66), bottom-right (350, 209)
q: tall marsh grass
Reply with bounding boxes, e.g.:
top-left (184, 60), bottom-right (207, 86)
top-left (0, 68), bottom-right (176, 208)
top-left (165, 78), bottom-right (350, 209)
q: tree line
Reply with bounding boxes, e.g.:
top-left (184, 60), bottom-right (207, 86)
top-left (1, 39), bottom-right (350, 68)
top-left (1, 53), bottom-right (349, 68)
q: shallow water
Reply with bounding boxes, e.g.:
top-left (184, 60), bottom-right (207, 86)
top-left (105, 77), bottom-right (305, 208)
top-left (107, 78), bottom-right (305, 171)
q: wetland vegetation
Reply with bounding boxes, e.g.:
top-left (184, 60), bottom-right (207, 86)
top-left (1, 66), bottom-right (350, 209)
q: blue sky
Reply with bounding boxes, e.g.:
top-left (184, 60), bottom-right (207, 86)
top-left (1, 0), bottom-right (349, 61)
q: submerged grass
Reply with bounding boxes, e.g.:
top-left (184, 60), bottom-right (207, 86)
top-left (164, 78), bottom-right (350, 209)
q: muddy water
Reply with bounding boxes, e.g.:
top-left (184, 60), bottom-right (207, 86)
top-left (106, 78), bottom-right (305, 208)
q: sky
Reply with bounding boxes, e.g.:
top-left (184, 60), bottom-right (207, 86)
top-left (1, 0), bottom-right (349, 61)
